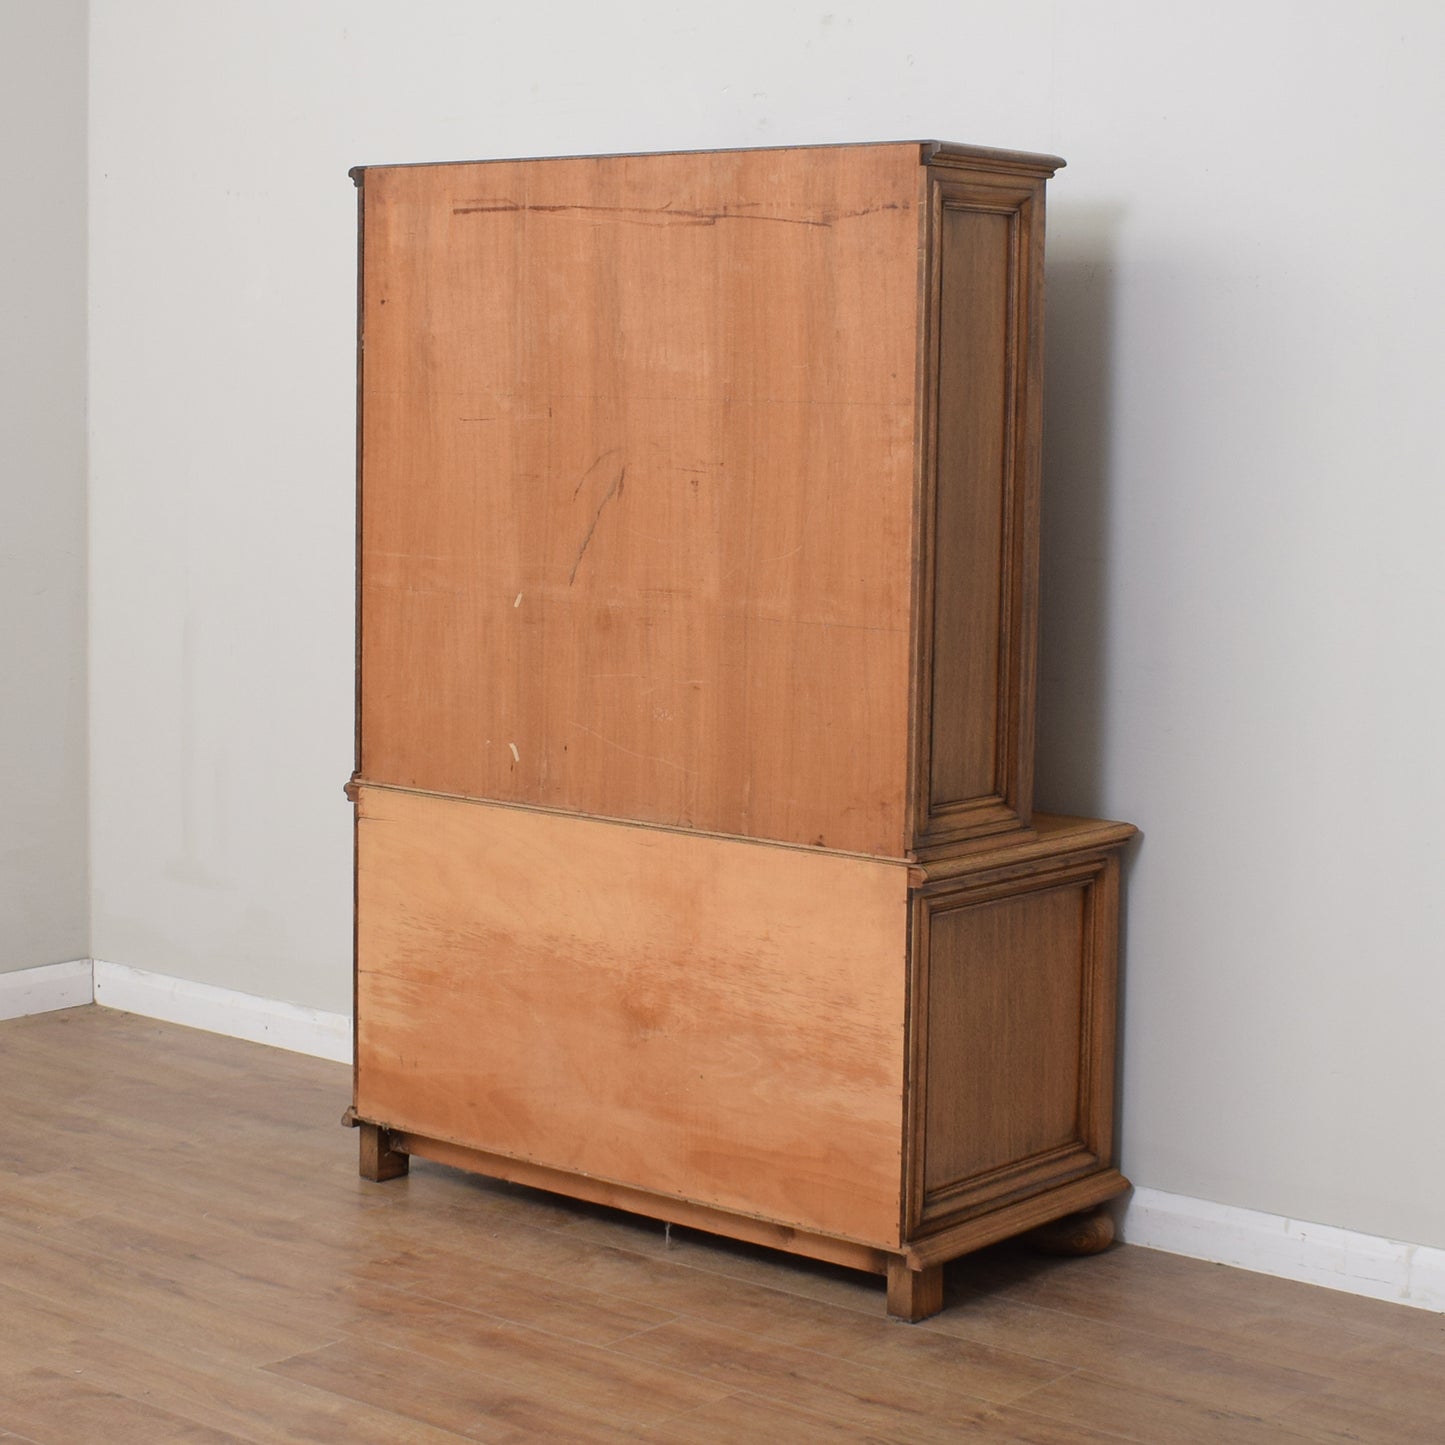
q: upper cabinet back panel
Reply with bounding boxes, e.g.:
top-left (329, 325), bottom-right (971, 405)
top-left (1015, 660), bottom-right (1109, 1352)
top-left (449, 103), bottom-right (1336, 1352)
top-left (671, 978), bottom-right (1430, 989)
top-left (358, 144), bottom-right (923, 857)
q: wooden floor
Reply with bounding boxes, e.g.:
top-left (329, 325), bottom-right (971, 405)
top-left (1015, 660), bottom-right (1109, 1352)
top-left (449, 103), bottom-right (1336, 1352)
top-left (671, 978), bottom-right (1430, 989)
top-left (1, 1009), bottom-right (1442, 1443)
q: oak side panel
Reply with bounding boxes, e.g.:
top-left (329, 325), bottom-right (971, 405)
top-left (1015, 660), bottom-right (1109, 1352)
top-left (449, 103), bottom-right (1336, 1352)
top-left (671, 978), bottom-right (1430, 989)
top-left (358, 144), bottom-right (921, 856)
top-left (923, 883), bottom-right (1085, 1188)
top-left (914, 170), bottom-right (1047, 849)
top-left (354, 786), bottom-right (909, 1248)
top-left (929, 204), bottom-right (1011, 807)
top-left (906, 831), bottom-right (1128, 1234)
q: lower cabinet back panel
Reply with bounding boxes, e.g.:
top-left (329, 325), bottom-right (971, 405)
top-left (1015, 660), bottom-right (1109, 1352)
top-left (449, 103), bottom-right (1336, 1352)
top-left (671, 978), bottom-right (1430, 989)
top-left (355, 785), bottom-right (910, 1247)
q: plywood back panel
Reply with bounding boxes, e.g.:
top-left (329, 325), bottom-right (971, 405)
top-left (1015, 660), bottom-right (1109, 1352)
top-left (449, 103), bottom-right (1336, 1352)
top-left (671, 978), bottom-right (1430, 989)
top-left (358, 145), bottom-right (922, 856)
top-left (354, 786), bottom-right (910, 1248)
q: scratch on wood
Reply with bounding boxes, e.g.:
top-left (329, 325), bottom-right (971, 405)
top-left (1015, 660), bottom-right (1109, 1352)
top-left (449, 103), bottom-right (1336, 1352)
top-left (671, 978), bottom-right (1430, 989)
top-left (452, 200), bottom-right (906, 229)
top-left (573, 448), bottom-right (623, 500)
top-left (508, 742), bottom-right (520, 763)
top-left (568, 465), bottom-right (626, 584)
top-left (568, 721), bottom-right (697, 777)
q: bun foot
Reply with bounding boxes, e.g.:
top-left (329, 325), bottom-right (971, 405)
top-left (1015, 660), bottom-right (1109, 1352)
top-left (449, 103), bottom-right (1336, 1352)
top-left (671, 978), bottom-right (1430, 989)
top-left (1025, 1205), bottom-right (1116, 1256)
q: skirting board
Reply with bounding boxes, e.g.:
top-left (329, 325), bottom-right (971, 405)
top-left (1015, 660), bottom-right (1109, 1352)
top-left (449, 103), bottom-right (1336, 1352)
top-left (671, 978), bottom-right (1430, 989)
top-left (0, 959), bottom-right (94, 1021)
top-left (92, 959), bottom-right (349, 1063)
top-left (90, 960), bottom-right (352, 1064)
top-left (1, 959), bottom-right (350, 1062)
top-left (1119, 1187), bottom-right (1445, 1314)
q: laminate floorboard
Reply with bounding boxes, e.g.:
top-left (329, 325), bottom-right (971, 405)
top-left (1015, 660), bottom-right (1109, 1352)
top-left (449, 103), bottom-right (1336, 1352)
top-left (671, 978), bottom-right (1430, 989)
top-left (1, 1007), bottom-right (1441, 1443)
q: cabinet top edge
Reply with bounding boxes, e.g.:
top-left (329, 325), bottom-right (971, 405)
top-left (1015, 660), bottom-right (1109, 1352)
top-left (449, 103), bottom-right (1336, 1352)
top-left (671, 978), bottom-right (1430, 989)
top-left (922, 140), bottom-right (1065, 176)
top-left (348, 139), bottom-right (1064, 185)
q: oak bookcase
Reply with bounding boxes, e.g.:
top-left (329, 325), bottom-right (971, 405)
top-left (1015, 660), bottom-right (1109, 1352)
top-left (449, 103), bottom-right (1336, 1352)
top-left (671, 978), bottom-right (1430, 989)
top-left (347, 141), bottom-right (1136, 1321)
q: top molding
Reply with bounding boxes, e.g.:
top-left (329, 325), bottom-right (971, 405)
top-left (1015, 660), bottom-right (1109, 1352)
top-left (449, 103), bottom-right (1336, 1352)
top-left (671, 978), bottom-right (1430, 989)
top-left (349, 139), bottom-right (1065, 185)
top-left (921, 141), bottom-right (1065, 178)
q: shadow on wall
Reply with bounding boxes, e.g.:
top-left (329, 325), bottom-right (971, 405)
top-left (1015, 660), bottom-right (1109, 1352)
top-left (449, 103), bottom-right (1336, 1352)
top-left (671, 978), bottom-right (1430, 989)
top-left (1036, 203), bottom-right (1140, 1165)
top-left (1035, 202), bottom-right (1125, 821)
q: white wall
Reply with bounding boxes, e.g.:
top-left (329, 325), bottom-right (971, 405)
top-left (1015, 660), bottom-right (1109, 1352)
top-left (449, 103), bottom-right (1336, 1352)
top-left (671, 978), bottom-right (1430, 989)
top-left (0, 0), bottom-right (88, 972)
top-left (87, 2), bottom-right (1445, 1251)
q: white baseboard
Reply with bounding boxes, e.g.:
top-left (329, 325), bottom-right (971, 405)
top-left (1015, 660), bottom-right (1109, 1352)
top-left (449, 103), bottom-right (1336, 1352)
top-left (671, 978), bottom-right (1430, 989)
top-left (0, 959), bottom-right (94, 1021)
top-left (1119, 1186), bottom-right (1445, 1314)
top-left (92, 960), bottom-right (352, 1064)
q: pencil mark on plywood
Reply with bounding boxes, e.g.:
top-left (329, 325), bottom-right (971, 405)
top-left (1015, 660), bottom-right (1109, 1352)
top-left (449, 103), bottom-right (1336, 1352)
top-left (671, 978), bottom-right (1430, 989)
top-left (452, 200), bottom-right (906, 229)
top-left (572, 448), bottom-right (623, 500)
top-left (569, 465), bottom-right (626, 585)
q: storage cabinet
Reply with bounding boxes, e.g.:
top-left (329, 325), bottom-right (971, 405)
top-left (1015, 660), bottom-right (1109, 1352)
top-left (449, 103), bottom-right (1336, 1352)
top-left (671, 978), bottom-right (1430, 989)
top-left (348, 141), bottom-right (1135, 1320)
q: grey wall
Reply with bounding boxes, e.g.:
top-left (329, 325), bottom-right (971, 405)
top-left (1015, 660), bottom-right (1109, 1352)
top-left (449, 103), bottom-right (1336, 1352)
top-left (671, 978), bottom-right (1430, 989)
top-left (0, 0), bottom-right (88, 972)
top-left (84, 2), bottom-right (1445, 1251)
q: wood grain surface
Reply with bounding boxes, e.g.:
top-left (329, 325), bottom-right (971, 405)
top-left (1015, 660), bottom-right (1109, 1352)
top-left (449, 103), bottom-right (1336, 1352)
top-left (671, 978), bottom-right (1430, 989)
top-left (354, 784), bottom-right (910, 1246)
top-left (358, 144), bottom-right (922, 856)
top-left (906, 826), bottom-right (1129, 1235)
top-left (922, 882), bottom-right (1086, 1188)
top-left (912, 168), bottom-right (1048, 850)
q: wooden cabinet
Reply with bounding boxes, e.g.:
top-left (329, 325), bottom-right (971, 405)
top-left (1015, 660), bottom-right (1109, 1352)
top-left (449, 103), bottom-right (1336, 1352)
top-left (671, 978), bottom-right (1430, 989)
top-left (348, 141), bottom-right (1136, 1320)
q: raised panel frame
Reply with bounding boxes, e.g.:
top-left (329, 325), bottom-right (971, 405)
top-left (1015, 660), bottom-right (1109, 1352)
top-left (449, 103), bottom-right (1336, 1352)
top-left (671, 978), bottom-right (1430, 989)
top-left (903, 834), bottom-right (1123, 1239)
top-left (909, 164), bottom-right (1050, 856)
